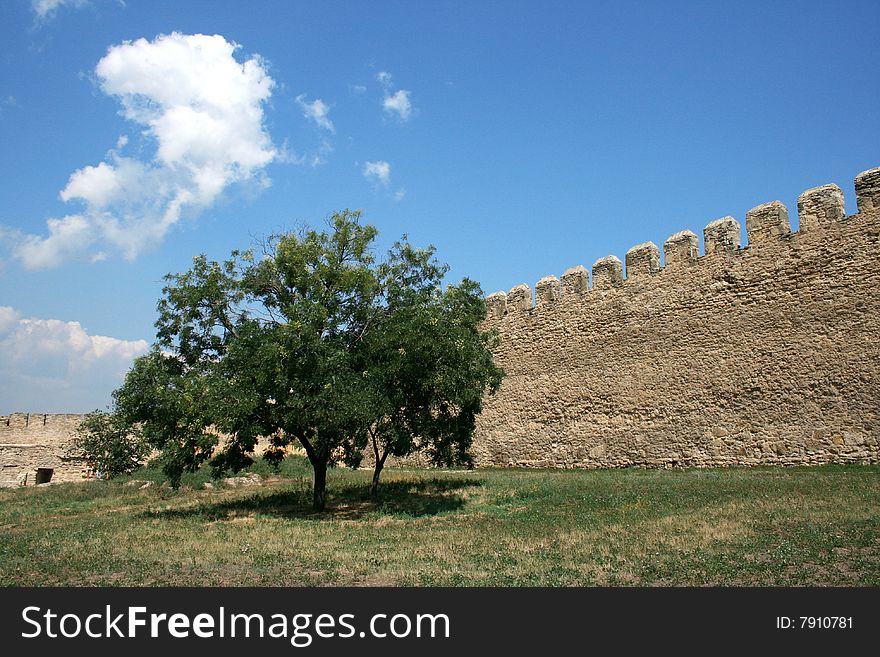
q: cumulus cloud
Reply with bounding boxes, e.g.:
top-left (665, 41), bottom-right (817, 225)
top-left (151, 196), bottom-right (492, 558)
top-left (376, 71), bottom-right (413, 121)
top-left (383, 89), bottom-right (413, 121)
top-left (363, 160), bottom-right (391, 187)
top-left (295, 94), bottom-right (334, 133)
top-left (0, 307), bottom-right (20, 334)
top-left (31, 0), bottom-right (88, 21)
top-left (15, 214), bottom-right (96, 270)
top-left (0, 306), bottom-right (148, 412)
top-left (9, 32), bottom-right (277, 270)
top-left (362, 161), bottom-right (404, 200)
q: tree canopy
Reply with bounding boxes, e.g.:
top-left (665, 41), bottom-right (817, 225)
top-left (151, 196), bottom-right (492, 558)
top-left (113, 210), bottom-right (503, 509)
top-left (70, 410), bottom-right (150, 480)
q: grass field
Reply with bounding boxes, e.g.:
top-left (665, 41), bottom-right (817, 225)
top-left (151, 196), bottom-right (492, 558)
top-left (0, 459), bottom-right (877, 586)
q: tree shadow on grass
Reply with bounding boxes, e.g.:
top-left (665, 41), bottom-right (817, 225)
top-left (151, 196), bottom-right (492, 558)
top-left (145, 476), bottom-right (484, 522)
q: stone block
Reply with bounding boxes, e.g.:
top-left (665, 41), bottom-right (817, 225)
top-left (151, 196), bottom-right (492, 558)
top-left (704, 216), bottom-right (740, 256)
top-left (663, 230), bottom-right (699, 268)
top-left (625, 241), bottom-right (660, 278)
top-left (535, 276), bottom-right (561, 305)
top-left (855, 167), bottom-right (880, 214)
top-left (591, 255), bottom-right (623, 290)
top-left (507, 284), bottom-right (532, 312)
top-left (746, 201), bottom-right (790, 244)
top-left (797, 184), bottom-right (845, 231)
top-left (485, 291), bottom-right (507, 319)
top-left (561, 265), bottom-right (589, 296)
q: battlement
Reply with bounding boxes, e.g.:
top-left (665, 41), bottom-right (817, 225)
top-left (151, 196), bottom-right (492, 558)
top-left (485, 166), bottom-right (880, 315)
top-left (474, 165), bottom-right (880, 470)
top-left (0, 412), bottom-right (85, 431)
top-left (0, 413), bottom-right (86, 447)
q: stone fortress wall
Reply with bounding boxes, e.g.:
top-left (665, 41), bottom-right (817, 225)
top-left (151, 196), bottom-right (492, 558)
top-left (4, 166), bottom-right (880, 485)
top-left (473, 166), bottom-right (880, 469)
top-left (0, 413), bottom-right (297, 487)
top-left (0, 413), bottom-right (91, 487)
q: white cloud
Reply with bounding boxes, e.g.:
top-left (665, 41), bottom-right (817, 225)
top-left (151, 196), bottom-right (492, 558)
top-left (310, 140), bottom-right (333, 167)
top-left (363, 160), bottom-right (391, 187)
top-left (32, 0), bottom-right (88, 21)
top-left (376, 71), bottom-right (393, 88)
top-left (383, 89), bottom-right (413, 121)
top-left (295, 94), bottom-right (334, 133)
top-left (375, 71), bottom-right (413, 121)
top-left (15, 214), bottom-right (96, 270)
top-left (0, 306), bottom-right (148, 412)
top-left (0, 307), bottom-right (20, 334)
top-left (9, 32), bottom-right (277, 270)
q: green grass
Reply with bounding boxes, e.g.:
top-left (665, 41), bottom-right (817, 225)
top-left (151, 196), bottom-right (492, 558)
top-left (0, 459), bottom-right (877, 586)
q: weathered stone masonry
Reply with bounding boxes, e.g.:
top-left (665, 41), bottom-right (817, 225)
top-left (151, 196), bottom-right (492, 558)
top-left (474, 166), bottom-right (880, 468)
top-left (0, 414), bottom-right (285, 487)
top-left (0, 413), bottom-right (90, 487)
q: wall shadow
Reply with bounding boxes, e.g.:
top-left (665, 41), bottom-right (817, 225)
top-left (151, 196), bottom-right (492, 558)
top-left (144, 476), bottom-right (483, 521)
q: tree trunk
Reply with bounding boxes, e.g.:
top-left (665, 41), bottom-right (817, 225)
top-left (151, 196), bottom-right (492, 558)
top-left (298, 434), bottom-right (328, 512)
top-left (369, 452), bottom-right (387, 501)
top-left (312, 458), bottom-right (328, 511)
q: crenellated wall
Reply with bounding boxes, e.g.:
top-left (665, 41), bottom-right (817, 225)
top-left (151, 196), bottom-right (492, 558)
top-left (475, 166), bottom-right (880, 468)
top-left (0, 413), bottom-right (90, 487)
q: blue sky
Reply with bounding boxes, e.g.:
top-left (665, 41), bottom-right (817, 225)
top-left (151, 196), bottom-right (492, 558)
top-left (1, 0), bottom-right (878, 412)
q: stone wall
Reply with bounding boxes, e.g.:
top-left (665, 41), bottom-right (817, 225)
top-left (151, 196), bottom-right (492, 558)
top-left (0, 413), bottom-right (90, 487)
top-left (0, 412), bottom-right (300, 487)
top-left (474, 166), bottom-right (880, 468)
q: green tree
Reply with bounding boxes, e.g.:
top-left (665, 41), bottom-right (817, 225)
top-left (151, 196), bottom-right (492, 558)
top-left (70, 410), bottom-right (149, 479)
top-left (113, 349), bottom-right (218, 488)
top-left (114, 210), bottom-right (502, 510)
top-left (360, 242), bottom-right (503, 498)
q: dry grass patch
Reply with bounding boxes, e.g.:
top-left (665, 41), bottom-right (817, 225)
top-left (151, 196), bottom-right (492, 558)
top-left (0, 461), bottom-right (877, 586)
